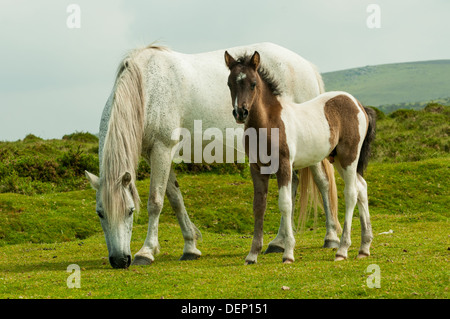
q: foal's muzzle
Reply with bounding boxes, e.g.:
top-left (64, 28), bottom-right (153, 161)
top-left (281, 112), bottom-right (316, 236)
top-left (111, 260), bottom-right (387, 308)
top-left (233, 106), bottom-right (249, 124)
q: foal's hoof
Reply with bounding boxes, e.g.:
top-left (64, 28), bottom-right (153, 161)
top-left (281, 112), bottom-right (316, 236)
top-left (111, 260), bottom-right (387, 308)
top-left (334, 255), bottom-right (347, 262)
top-left (282, 258), bottom-right (294, 264)
top-left (264, 245), bottom-right (285, 254)
top-left (323, 239), bottom-right (340, 249)
top-left (180, 253), bottom-right (201, 261)
top-left (245, 260), bottom-right (256, 265)
top-left (132, 255), bottom-right (153, 266)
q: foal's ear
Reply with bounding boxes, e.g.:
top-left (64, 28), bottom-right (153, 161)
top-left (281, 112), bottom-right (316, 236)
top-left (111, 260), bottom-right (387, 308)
top-left (224, 51), bottom-right (236, 69)
top-left (250, 51), bottom-right (260, 70)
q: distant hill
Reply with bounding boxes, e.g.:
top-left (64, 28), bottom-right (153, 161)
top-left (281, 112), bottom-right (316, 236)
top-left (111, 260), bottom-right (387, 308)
top-left (322, 60), bottom-right (450, 113)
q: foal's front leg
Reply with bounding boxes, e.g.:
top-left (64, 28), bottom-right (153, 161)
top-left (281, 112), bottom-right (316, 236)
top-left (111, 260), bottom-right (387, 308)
top-left (245, 164), bottom-right (269, 265)
top-left (264, 170), bottom-right (298, 254)
top-left (277, 164), bottom-right (295, 263)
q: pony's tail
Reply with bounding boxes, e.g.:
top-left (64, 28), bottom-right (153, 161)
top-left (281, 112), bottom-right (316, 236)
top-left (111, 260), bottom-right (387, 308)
top-left (295, 163), bottom-right (341, 234)
top-left (357, 106), bottom-right (377, 177)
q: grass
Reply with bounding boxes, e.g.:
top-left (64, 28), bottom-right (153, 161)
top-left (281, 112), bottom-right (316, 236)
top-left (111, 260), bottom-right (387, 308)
top-left (0, 217), bottom-right (447, 299)
top-left (0, 158), bottom-right (448, 299)
top-left (370, 104), bottom-right (450, 163)
top-left (0, 106), bottom-right (448, 299)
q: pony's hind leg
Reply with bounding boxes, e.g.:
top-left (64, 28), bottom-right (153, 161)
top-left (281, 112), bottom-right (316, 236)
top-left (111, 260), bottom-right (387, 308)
top-left (309, 163), bottom-right (340, 248)
top-left (166, 168), bottom-right (202, 261)
top-left (356, 174), bottom-right (373, 258)
top-left (132, 143), bottom-right (172, 266)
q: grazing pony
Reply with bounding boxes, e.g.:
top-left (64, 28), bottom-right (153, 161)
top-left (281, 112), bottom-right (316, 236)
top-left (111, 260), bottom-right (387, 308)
top-left (84, 42), bottom-right (339, 268)
top-left (225, 51), bottom-right (376, 263)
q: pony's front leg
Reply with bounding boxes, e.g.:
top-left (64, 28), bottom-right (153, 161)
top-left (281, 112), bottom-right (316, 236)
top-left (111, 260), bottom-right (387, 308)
top-left (132, 143), bottom-right (172, 266)
top-left (245, 164), bottom-right (269, 265)
top-left (166, 168), bottom-right (202, 261)
top-left (277, 164), bottom-right (295, 264)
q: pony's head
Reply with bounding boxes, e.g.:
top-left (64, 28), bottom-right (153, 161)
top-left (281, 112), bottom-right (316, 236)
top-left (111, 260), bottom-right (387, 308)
top-left (83, 51), bottom-right (145, 269)
top-left (224, 51), bottom-right (261, 124)
top-left (85, 170), bottom-right (138, 269)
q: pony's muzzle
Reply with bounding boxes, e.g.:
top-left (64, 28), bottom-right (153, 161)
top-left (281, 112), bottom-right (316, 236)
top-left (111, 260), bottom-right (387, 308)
top-left (109, 254), bottom-right (132, 269)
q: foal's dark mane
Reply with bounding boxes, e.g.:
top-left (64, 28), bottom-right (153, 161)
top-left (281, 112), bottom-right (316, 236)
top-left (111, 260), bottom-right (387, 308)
top-left (234, 54), bottom-right (282, 96)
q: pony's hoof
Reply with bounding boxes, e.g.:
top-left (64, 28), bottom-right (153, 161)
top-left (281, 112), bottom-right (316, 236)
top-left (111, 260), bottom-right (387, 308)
top-left (282, 258), bottom-right (294, 264)
top-left (132, 255), bottom-right (153, 266)
top-left (245, 260), bottom-right (256, 265)
top-left (180, 253), bottom-right (201, 261)
top-left (264, 245), bottom-right (285, 254)
top-left (323, 239), bottom-right (340, 249)
top-left (357, 252), bottom-right (369, 259)
top-left (334, 255), bottom-right (347, 262)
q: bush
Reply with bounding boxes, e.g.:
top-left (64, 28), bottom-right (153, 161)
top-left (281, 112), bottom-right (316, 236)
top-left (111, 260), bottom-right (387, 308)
top-left (22, 134), bottom-right (43, 143)
top-left (13, 156), bottom-right (60, 183)
top-left (62, 131), bottom-right (98, 143)
top-left (57, 146), bottom-right (98, 176)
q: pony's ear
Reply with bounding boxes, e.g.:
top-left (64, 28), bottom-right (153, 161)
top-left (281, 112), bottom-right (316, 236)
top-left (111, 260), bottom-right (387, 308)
top-left (224, 51), bottom-right (236, 69)
top-left (85, 171), bottom-right (99, 190)
top-left (122, 172), bottom-right (132, 187)
top-left (250, 51), bottom-right (260, 70)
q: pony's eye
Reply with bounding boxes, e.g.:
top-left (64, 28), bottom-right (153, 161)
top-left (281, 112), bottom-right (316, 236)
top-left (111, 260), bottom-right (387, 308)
top-left (129, 207), bottom-right (135, 216)
top-left (96, 210), bottom-right (104, 219)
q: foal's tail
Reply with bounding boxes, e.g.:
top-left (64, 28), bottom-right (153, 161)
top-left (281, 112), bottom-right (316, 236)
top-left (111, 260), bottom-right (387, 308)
top-left (357, 106), bottom-right (377, 177)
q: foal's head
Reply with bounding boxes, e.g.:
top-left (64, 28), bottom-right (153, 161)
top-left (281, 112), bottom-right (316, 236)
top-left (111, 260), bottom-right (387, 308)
top-left (224, 51), bottom-right (261, 124)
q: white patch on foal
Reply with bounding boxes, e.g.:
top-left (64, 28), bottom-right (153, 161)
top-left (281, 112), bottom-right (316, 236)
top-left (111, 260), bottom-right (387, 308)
top-left (236, 72), bottom-right (247, 83)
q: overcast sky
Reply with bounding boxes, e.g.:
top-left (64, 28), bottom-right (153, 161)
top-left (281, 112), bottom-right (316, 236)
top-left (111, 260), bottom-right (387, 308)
top-left (0, 0), bottom-right (449, 141)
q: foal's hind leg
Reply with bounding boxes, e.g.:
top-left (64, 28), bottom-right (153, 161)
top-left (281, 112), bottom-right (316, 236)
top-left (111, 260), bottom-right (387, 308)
top-left (309, 163), bottom-right (340, 248)
top-left (132, 143), bottom-right (172, 266)
top-left (356, 174), bottom-right (373, 258)
top-left (333, 160), bottom-right (359, 261)
top-left (166, 168), bottom-right (202, 261)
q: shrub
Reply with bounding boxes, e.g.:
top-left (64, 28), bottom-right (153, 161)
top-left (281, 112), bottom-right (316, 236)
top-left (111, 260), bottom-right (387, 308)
top-left (22, 134), bottom-right (43, 143)
top-left (62, 131), bottom-right (98, 143)
top-left (13, 156), bottom-right (60, 183)
top-left (57, 146), bottom-right (98, 176)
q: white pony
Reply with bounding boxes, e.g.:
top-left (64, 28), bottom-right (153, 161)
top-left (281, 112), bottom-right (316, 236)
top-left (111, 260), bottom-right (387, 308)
top-left (85, 42), bottom-right (340, 268)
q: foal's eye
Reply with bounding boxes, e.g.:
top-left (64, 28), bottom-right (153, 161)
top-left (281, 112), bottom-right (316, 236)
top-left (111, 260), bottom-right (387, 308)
top-left (251, 82), bottom-right (256, 90)
top-left (129, 207), bottom-right (135, 216)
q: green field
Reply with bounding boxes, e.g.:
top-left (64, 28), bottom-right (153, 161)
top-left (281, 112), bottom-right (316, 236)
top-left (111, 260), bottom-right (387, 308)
top-left (0, 105), bottom-right (448, 299)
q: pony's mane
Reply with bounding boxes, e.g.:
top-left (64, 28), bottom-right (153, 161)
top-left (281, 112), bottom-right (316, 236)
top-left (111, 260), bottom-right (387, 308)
top-left (101, 48), bottom-right (150, 226)
top-left (234, 54), bottom-right (282, 96)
